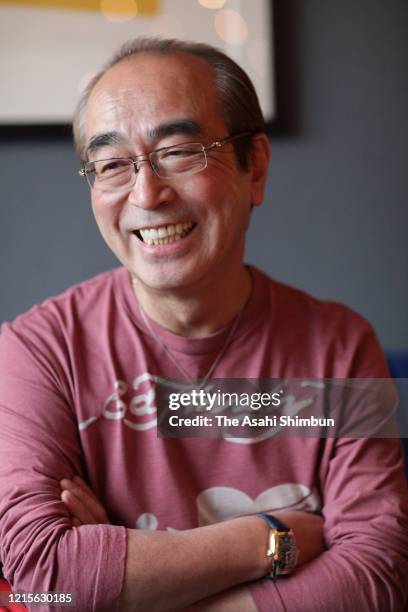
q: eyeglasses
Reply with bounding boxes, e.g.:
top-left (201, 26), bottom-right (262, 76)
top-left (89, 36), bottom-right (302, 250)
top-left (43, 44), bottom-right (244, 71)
top-left (78, 131), bottom-right (253, 192)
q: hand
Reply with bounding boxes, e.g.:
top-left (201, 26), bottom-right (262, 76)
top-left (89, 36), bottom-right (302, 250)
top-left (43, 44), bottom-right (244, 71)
top-left (60, 476), bottom-right (109, 526)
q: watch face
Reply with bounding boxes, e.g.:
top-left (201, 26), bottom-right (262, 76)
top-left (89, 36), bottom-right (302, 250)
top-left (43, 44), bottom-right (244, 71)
top-left (274, 531), bottom-right (298, 575)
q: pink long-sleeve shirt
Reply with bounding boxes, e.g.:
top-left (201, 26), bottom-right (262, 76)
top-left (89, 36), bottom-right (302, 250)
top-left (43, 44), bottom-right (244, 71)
top-left (0, 265), bottom-right (407, 611)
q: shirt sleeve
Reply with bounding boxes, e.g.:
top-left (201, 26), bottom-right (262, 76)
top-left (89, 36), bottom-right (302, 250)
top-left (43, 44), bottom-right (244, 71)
top-left (250, 436), bottom-right (408, 612)
top-left (0, 320), bottom-right (127, 612)
top-left (250, 328), bottom-right (408, 612)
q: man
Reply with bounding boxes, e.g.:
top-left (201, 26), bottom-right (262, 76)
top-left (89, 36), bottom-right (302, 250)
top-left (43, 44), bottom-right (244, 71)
top-left (0, 38), bottom-right (407, 611)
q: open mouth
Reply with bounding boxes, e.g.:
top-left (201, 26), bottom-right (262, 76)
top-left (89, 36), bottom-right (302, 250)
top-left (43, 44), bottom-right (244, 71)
top-left (134, 222), bottom-right (196, 245)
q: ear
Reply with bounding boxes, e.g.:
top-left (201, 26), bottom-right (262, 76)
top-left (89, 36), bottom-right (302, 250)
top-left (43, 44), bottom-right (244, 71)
top-left (248, 133), bottom-right (271, 208)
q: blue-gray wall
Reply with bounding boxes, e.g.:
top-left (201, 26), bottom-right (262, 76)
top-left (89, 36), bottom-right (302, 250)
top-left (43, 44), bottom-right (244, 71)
top-left (1, 0), bottom-right (407, 349)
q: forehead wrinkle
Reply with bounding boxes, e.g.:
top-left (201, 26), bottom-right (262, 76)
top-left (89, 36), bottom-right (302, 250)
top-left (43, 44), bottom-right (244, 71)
top-left (86, 119), bottom-right (204, 160)
top-left (85, 56), bottom-right (225, 158)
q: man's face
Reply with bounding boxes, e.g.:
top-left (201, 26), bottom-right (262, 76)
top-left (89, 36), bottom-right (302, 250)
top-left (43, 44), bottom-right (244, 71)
top-left (84, 52), bottom-right (267, 293)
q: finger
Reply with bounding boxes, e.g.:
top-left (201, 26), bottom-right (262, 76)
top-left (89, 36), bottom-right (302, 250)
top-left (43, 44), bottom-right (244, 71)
top-left (72, 475), bottom-right (97, 498)
top-left (60, 478), bottom-right (76, 491)
top-left (61, 490), bottom-right (98, 525)
top-left (71, 486), bottom-right (109, 523)
top-left (60, 477), bottom-right (99, 505)
top-left (60, 480), bottom-right (109, 524)
top-left (61, 477), bottom-right (102, 508)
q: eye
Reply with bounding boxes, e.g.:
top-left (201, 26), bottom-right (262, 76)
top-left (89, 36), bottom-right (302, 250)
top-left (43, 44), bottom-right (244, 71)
top-left (98, 159), bottom-right (130, 174)
top-left (159, 144), bottom-right (202, 161)
top-left (163, 148), bottom-right (195, 158)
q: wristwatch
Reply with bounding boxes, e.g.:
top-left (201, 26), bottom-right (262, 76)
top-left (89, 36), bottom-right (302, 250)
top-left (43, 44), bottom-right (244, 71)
top-left (257, 513), bottom-right (298, 579)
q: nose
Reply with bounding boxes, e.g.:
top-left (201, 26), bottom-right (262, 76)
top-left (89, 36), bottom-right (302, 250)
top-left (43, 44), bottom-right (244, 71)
top-left (127, 160), bottom-right (176, 210)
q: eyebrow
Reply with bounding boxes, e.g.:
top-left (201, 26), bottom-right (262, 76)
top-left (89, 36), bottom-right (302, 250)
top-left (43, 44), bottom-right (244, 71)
top-left (147, 119), bottom-right (203, 141)
top-left (86, 131), bottom-right (125, 157)
top-left (85, 119), bottom-right (204, 158)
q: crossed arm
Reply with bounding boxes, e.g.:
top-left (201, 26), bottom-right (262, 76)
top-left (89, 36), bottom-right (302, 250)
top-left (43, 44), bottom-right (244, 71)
top-left (2, 432), bottom-right (407, 611)
top-left (1, 321), bottom-right (408, 611)
top-left (60, 477), bottom-right (324, 612)
top-left (56, 435), bottom-right (408, 612)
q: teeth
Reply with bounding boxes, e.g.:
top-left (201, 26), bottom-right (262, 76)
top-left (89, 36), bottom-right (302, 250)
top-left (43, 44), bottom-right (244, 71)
top-left (139, 222), bottom-right (194, 244)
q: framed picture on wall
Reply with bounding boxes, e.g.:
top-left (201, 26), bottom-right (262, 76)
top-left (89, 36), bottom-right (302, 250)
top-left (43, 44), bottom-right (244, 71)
top-left (0, 0), bottom-right (276, 126)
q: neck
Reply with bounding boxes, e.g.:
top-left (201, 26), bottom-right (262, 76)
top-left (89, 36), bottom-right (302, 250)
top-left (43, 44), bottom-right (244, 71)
top-left (131, 266), bottom-right (252, 338)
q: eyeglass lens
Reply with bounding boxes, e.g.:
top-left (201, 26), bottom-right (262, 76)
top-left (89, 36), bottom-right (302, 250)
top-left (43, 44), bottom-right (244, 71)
top-left (87, 142), bottom-right (207, 190)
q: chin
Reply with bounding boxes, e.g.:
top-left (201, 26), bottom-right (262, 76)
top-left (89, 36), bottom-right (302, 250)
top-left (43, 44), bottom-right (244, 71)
top-left (131, 268), bottom-right (193, 292)
top-left (131, 262), bottom-right (210, 293)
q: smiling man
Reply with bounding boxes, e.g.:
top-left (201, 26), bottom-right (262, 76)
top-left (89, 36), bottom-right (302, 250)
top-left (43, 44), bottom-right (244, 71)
top-left (0, 38), bottom-right (407, 612)
top-left (80, 48), bottom-right (266, 337)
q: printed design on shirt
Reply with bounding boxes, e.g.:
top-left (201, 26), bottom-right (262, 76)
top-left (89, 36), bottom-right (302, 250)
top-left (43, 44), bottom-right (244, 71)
top-left (135, 512), bottom-right (159, 530)
top-left (133, 483), bottom-right (321, 531)
top-left (196, 484), bottom-right (321, 525)
top-left (78, 372), bottom-right (320, 444)
top-left (79, 372), bottom-right (159, 432)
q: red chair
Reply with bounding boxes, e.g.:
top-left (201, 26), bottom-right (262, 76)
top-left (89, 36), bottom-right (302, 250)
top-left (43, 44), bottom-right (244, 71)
top-left (0, 578), bottom-right (26, 611)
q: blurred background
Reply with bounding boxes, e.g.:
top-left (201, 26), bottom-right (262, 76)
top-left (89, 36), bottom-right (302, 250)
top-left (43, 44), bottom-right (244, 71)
top-left (0, 0), bottom-right (407, 351)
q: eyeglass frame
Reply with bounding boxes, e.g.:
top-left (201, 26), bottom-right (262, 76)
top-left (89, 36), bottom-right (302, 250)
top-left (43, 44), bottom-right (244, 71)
top-left (78, 130), bottom-right (255, 190)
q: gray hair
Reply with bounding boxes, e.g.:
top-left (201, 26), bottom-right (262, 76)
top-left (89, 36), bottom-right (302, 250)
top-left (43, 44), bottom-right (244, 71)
top-left (73, 37), bottom-right (265, 170)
